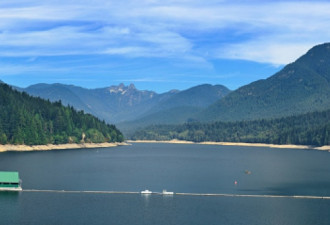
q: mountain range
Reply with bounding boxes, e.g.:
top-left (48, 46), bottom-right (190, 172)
top-left (10, 42), bottom-right (330, 136)
top-left (19, 83), bottom-right (231, 125)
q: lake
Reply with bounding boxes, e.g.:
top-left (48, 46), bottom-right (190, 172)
top-left (1, 143), bottom-right (330, 224)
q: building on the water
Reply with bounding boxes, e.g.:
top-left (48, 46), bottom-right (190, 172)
top-left (0, 171), bottom-right (22, 191)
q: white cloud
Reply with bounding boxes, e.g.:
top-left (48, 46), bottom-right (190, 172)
top-left (0, 62), bottom-right (68, 75)
top-left (217, 42), bottom-right (312, 65)
top-left (0, 1), bottom-right (330, 64)
top-left (104, 47), bottom-right (149, 56)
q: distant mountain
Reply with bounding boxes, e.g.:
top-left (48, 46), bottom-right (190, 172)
top-left (199, 43), bottom-right (330, 122)
top-left (117, 106), bottom-right (204, 136)
top-left (88, 84), bottom-right (176, 122)
top-left (22, 83), bottom-right (176, 123)
top-left (144, 84), bottom-right (230, 114)
top-left (0, 83), bottom-right (123, 145)
top-left (25, 83), bottom-right (91, 114)
top-left (21, 83), bottom-right (231, 126)
top-left (117, 84), bottom-right (231, 135)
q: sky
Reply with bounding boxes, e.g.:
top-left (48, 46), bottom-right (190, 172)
top-left (0, 0), bottom-right (330, 93)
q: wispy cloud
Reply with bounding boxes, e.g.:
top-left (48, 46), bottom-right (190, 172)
top-left (217, 42), bottom-right (313, 65)
top-left (0, 62), bottom-right (69, 75)
top-left (1, 0), bottom-right (330, 65)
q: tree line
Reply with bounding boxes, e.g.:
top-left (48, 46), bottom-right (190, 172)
top-left (0, 83), bottom-right (123, 145)
top-left (131, 109), bottom-right (330, 146)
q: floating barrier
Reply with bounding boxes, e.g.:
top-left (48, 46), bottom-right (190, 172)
top-left (23, 189), bottom-right (140, 194)
top-left (21, 189), bottom-right (330, 200)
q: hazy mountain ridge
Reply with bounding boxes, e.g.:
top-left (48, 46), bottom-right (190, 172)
top-left (21, 83), bottom-right (172, 123)
top-left (20, 83), bottom-right (231, 125)
top-left (25, 83), bottom-right (92, 114)
top-left (10, 43), bottom-right (330, 137)
top-left (117, 84), bottom-right (231, 135)
top-left (145, 84), bottom-right (230, 114)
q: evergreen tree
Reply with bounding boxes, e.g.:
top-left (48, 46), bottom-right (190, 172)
top-left (131, 109), bottom-right (330, 147)
top-left (0, 83), bottom-right (124, 145)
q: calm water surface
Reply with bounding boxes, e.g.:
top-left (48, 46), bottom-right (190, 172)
top-left (1, 143), bottom-right (330, 224)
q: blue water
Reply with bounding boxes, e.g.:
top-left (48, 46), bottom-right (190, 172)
top-left (1, 143), bottom-right (330, 224)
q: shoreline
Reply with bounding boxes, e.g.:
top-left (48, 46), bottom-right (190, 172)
top-left (0, 142), bottom-right (128, 152)
top-left (1, 140), bottom-right (329, 152)
top-left (127, 140), bottom-right (330, 151)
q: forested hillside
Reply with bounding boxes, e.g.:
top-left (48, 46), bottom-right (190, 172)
top-left (131, 109), bottom-right (330, 146)
top-left (199, 43), bottom-right (330, 122)
top-left (0, 83), bottom-right (123, 145)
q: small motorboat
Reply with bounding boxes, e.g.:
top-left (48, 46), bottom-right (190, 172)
top-left (141, 189), bottom-right (152, 194)
top-left (162, 189), bottom-right (174, 195)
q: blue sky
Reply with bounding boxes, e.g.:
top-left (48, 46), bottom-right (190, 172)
top-left (1, 0), bottom-right (330, 93)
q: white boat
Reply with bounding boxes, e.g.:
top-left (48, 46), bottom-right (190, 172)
top-left (162, 189), bottom-right (174, 195)
top-left (141, 189), bottom-right (152, 194)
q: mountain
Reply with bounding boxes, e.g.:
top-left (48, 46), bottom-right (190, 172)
top-left (117, 84), bottom-right (231, 135)
top-left (21, 83), bottom-right (230, 125)
top-left (88, 84), bottom-right (177, 122)
top-left (23, 83), bottom-right (177, 123)
top-left (143, 84), bottom-right (230, 114)
top-left (25, 83), bottom-right (91, 114)
top-left (199, 43), bottom-right (330, 122)
top-left (0, 83), bottom-right (123, 145)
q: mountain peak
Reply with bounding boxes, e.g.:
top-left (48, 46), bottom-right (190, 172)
top-left (299, 42), bottom-right (330, 60)
top-left (108, 83), bottom-right (138, 94)
top-left (108, 83), bottom-right (126, 94)
top-left (169, 89), bottom-right (180, 94)
top-left (128, 83), bottom-right (136, 90)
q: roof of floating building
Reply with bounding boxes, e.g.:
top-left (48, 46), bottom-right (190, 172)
top-left (0, 171), bottom-right (20, 183)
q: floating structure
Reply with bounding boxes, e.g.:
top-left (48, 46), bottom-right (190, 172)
top-left (141, 189), bottom-right (152, 194)
top-left (0, 171), bottom-right (22, 191)
top-left (162, 189), bottom-right (174, 195)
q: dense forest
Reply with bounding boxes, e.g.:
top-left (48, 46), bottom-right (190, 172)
top-left (0, 83), bottom-right (123, 145)
top-left (131, 109), bottom-right (330, 146)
